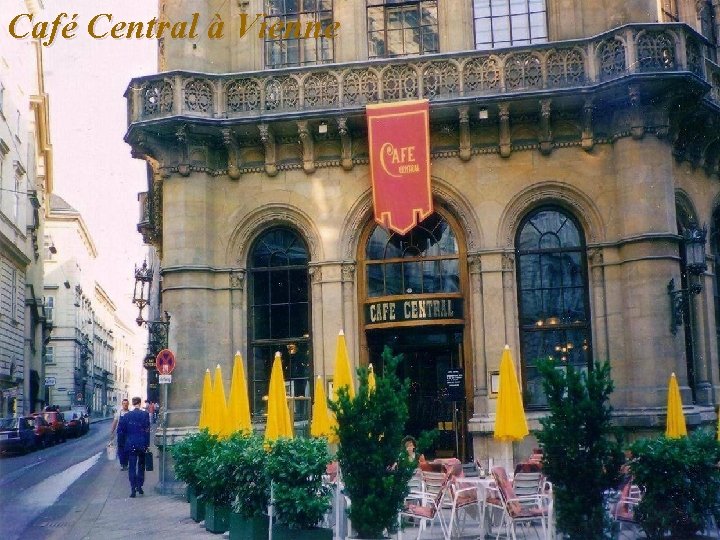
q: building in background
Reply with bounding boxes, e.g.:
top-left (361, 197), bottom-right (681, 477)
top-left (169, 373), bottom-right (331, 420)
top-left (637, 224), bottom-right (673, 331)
top-left (126, 0), bottom-right (720, 462)
top-left (44, 194), bottom-right (139, 414)
top-left (0, 0), bottom-right (53, 416)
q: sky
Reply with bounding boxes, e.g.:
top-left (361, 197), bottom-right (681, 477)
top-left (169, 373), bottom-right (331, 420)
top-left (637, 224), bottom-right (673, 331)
top-left (40, 0), bottom-right (157, 327)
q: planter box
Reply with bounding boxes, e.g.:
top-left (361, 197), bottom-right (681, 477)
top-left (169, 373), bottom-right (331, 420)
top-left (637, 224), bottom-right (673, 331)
top-left (186, 484), bottom-right (196, 503)
top-left (190, 493), bottom-right (205, 523)
top-left (271, 525), bottom-right (332, 540)
top-left (229, 513), bottom-right (269, 540)
top-left (205, 501), bottom-right (230, 534)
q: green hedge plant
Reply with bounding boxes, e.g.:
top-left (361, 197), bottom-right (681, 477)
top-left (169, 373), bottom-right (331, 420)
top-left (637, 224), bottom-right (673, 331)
top-left (536, 359), bottom-right (624, 540)
top-left (229, 433), bottom-right (271, 519)
top-left (629, 430), bottom-right (720, 539)
top-left (330, 346), bottom-right (416, 539)
top-left (171, 429), bottom-right (219, 493)
top-left (266, 437), bottom-right (332, 530)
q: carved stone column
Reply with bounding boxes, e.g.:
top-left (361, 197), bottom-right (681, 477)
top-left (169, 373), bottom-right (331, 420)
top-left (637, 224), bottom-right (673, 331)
top-left (539, 99), bottom-right (553, 155)
top-left (259, 123), bottom-right (278, 177)
top-left (309, 265), bottom-right (325, 378)
top-left (297, 120), bottom-right (316, 174)
top-left (458, 106), bottom-right (472, 161)
top-left (582, 98), bottom-right (594, 151)
top-left (229, 270), bottom-right (246, 358)
top-left (468, 254), bottom-right (487, 414)
top-left (337, 117), bottom-right (353, 171)
top-left (499, 103), bottom-right (511, 158)
top-left (341, 263), bottom-right (357, 367)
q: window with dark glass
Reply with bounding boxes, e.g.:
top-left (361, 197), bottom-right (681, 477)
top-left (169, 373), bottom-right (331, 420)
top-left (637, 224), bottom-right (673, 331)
top-left (248, 228), bottom-right (312, 423)
top-left (364, 213), bottom-right (459, 297)
top-left (265, 0), bottom-right (335, 68)
top-left (367, 0), bottom-right (439, 58)
top-left (700, 1), bottom-right (717, 48)
top-left (515, 207), bottom-right (592, 408)
top-left (473, 0), bottom-right (547, 49)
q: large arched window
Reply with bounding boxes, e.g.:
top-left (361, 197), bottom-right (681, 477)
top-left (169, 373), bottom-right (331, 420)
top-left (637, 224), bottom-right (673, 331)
top-left (365, 213), bottom-right (459, 297)
top-left (248, 228), bottom-right (311, 424)
top-left (515, 207), bottom-right (592, 408)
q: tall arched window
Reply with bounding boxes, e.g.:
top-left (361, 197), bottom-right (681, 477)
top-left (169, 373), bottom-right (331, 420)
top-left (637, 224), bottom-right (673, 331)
top-left (515, 207), bottom-right (592, 408)
top-left (676, 203), bottom-right (697, 403)
top-left (365, 212), bottom-right (460, 297)
top-left (248, 228), bottom-right (311, 424)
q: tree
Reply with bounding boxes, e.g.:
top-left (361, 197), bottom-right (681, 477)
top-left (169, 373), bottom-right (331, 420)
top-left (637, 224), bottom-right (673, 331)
top-left (536, 360), bottom-right (624, 539)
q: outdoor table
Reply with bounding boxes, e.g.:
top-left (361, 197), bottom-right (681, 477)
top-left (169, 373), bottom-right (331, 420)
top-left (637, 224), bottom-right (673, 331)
top-left (451, 476), bottom-right (496, 536)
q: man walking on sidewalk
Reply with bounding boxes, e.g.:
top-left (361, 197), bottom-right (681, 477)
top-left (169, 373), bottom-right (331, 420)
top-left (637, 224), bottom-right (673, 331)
top-left (117, 397), bottom-right (150, 498)
top-left (109, 398), bottom-right (130, 470)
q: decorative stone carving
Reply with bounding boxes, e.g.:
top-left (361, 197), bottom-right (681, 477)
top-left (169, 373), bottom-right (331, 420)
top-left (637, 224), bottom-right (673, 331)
top-left (382, 65), bottom-right (418, 101)
top-left (547, 48), bottom-right (585, 87)
top-left (175, 125), bottom-right (190, 176)
top-left (597, 39), bottom-right (626, 81)
top-left (501, 252), bottom-right (515, 271)
top-left (539, 99), bottom-right (553, 156)
top-left (304, 72), bottom-right (339, 108)
top-left (226, 78), bottom-right (260, 113)
top-left (636, 31), bottom-right (675, 72)
top-left (337, 117), bottom-right (353, 171)
top-left (463, 56), bottom-right (501, 94)
top-left (142, 79), bottom-right (173, 118)
top-left (222, 128), bottom-right (241, 180)
top-left (587, 248), bottom-right (604, 266)
top-left (258, 123), bottom-right (278, 177)
top-left (504, 53), bottom-right (542, 91)
top-left (297, 121), bottom-right (315, 174)
top-left (423, 61), bottom-right (459, 98)
top-left (341, 263), bottom-right (356, 282)
top-left (265, 76), bottom-right (300, 111)
top-left (344, 69), bottom-right (379, 106)
top-left (458, 106), bottom-right (471, 161)
top-left (499, 103), bottom-right (511, 158)
top-left (184, 78), bottom-right (213, 113)
top-left (229, 271), bottom-right (245, 290)
top-left (628, 85), bottom-right (644, 140)
top-left (309, 266), bottom-right (322, 283)
top-left (468, 255), bottom-right (482, 274)
top-left (581, 98), bottom-right (594, 151)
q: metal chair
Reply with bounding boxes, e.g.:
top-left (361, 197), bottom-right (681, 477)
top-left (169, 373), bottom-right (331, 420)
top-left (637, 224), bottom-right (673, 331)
top-left (492, 466), bottom-right (549, 540)
top-left (398, 473), bottom-right (450, 540)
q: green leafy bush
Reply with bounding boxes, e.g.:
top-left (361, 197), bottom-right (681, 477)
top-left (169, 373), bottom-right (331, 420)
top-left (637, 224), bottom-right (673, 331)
top-left (629, 430), bottom-right (720, 539)
top-left (329, 346), bottom-right (416, 539)
top-left (536, 360), bottom-right (624, 540)
top-left (229, 433), bottom-right (271, 519)
top-left (171, 429), bottom-right (219, 492)
top-left (266, 437), bottom-right (332, 530)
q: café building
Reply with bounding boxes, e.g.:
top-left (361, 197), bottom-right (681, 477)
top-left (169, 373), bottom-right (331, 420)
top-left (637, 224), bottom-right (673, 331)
top-left (126, 0), bottom-right (720, 461)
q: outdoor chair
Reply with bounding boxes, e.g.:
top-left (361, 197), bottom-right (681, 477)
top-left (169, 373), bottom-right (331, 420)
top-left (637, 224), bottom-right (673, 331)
top-left (446, 476), bottom-right (482, 538)
top-left (399, 474), bottom-right (450, 540)
top-left (513, 472), bottom-right (545, 498)
top-left (492, 466), bottom-right (549, 540)
top-left (612, 481), bottom-right (642, 539)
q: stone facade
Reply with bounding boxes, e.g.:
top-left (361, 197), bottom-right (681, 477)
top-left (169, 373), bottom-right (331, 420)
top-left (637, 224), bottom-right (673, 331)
top-left (127, 1), bottom-right (720, 461)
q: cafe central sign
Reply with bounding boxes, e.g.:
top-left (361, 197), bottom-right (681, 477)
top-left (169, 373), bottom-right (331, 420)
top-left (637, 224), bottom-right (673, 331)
top-left (365, 296), bottom-right (463, 326)
top-left (366, 99), bottom-right (432, 235)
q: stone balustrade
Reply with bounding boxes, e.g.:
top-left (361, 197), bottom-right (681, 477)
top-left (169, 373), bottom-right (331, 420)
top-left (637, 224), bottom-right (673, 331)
top-left (126, 23), bottom-right (720, 128)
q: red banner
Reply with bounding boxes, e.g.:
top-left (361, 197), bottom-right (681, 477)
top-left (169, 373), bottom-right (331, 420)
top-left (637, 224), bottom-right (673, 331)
top-left (366, 99), bottom-right (432, 235)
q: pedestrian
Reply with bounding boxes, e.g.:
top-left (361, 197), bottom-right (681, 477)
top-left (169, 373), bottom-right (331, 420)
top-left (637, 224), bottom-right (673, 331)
top-left (145, 400), bottom-right (156, 424)
top-left (117, 396), bottom-right (150, 498)
top-left (109, 398), bottom-right (130, 470)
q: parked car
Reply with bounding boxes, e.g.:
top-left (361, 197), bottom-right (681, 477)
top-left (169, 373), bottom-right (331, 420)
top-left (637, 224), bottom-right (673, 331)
top-left (0, 417), bottom-right (36, 454)
top-left (36, 411), bottom-right (66, 443)
top-left (68, 406), bottom-right (90, 434)
top-left (64, 413), bottom-right (83, 438)
top-left (27, 415), bottom-right (53, 448)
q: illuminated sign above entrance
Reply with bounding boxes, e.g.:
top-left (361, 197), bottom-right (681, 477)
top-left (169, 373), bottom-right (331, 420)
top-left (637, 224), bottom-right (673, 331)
top-left (365, 296), bottom-right (463, 327)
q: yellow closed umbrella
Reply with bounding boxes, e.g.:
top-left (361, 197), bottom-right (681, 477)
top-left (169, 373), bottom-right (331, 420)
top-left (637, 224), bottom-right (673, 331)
top-left (211, 364), bottom-right (231, 438)
top-left (310, 376), bottom-right (334, 439)
top-left (198, 369), bottom-right (212, 430)
top-left (264, 352), bottom-right (294, 442)
top-left (493, 345), bottom-right (529, 441)
top-left (228, 352), bottom-right (252, 434)
top-left (368, 363), bottom-right (376, 393)
top-left (332, 330), bottom-right (355, 400)
top-left (666, 372), bottom-right (687, 438)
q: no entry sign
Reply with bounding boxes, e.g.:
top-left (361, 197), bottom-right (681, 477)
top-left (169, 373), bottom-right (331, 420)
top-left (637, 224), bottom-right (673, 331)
top-left (156, 349), bottom-right (176, 375)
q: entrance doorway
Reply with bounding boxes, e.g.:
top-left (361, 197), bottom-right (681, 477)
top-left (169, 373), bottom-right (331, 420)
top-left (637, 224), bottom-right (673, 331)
top-left (366, 325), bottom-right (467, 460)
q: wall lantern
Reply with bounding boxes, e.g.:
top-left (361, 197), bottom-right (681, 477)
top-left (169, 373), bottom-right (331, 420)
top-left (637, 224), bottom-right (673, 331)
top-left (668, 222), bottom-right (707, 335)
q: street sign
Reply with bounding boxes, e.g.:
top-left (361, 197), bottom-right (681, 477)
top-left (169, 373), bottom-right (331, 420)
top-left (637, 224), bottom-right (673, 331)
top-left (156, 349), bottom-right (176, 375)
top-left (159, 374), bottom-right (172, 384)
top-left (44, 377), bottom-right (56, 387)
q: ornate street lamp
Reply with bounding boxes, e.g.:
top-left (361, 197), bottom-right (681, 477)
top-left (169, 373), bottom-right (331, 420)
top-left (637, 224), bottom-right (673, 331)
top-left (668, 222), bottom-right (707, 334)
top-left (132, 260), bottom-right (153, 326)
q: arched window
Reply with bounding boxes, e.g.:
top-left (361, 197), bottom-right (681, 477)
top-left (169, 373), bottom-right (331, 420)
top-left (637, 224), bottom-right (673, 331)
top-left (515, 207), bottom-right (592, 408)
top-left (677, 203), bottom-right (698, 403)
top-left (365, 213), bottom-right (460, 297)
top-left (248, 228), bottom-right (311, 423)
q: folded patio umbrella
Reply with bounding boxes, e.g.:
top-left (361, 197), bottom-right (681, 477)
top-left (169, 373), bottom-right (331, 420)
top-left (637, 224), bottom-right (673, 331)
top-left (493, 345), bottom-right (529, 442)
top-left (665, 372), bottom-right (687, 438)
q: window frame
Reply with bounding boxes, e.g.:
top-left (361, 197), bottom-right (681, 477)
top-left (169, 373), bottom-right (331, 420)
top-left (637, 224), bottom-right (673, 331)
top-left (472, 0), bottom-right (548, 50)
top-left (247, 226), bottom-right (313, 424)
top-left (264, 0), bottom-right (336, 69)
top-left (514, 205), bottom-right (593, 409)
top-left (366, 0), bottom-right (440, 59)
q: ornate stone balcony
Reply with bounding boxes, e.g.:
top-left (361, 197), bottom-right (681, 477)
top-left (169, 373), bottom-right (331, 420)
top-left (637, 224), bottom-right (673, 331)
top-left (126, 23), bottom-right (719, 129)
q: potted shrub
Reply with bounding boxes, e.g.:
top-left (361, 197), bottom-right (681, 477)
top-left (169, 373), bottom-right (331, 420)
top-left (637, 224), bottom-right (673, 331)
top-left (171, 429), bottom-right (218, 523)
top-left (266, 437), bottom-right (332, 540)
top-left (629, 430), bottom-right (720, 539)
top-left (330, 346), bottom-right (416, 539)
top-left (535, 359), bottom-right (624, 540)
top-left (228, 433), bottom-right (270, 540)
top-left (196, 434), bottom-right (241, 534)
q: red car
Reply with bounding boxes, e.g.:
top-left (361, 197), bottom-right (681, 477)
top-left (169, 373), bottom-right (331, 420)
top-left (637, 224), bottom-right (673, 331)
top-left (34, 411), bottom-right (66, 443)
top-left (27, 415), bottom-right (54, 448)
